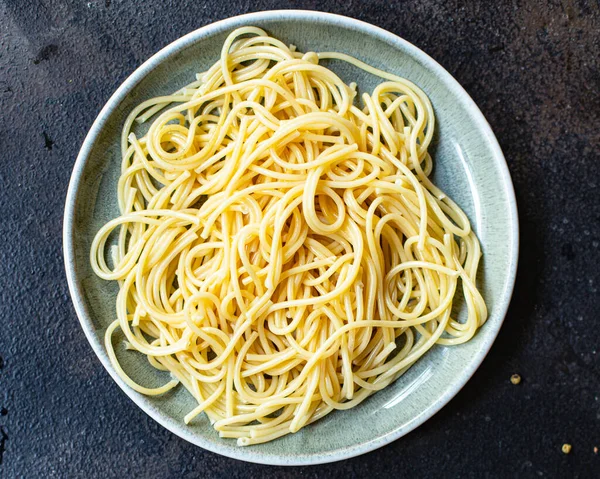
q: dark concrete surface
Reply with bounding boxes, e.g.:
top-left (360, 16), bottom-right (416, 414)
top-left (1, 0), bottom-right (599, 477)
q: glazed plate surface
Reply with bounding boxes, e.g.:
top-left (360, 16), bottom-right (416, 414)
top-left (63, 10), bottom-right (518, 465)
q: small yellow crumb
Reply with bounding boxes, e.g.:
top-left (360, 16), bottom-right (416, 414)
top-left (562, 443), bottom-right (572, 454)
top-left (510, 374), bottom-right (521, 385)
top-left (594, 446), bottom-right (598, 454)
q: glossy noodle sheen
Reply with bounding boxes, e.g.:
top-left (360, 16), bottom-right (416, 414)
top-left (90, 27), bottom-right (487, 446)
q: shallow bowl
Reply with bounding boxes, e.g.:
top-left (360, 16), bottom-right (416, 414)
top-left (63, 10), bottom-right (519, 466)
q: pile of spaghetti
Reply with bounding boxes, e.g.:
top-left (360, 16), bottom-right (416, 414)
top-left (91, 27), bottom-right (487, 445)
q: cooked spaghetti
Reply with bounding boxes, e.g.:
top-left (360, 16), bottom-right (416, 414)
top-left (90, 27), bottom-right (487, 445)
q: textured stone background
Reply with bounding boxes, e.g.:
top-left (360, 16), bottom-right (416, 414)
top-left (1, 0), bottom-right (599, 477)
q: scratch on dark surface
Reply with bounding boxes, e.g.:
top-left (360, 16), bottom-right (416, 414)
top-left (488, 44), bottom-right (505, 53)
top-left (33, 44), bottom-right (59, 64)
top-left (43, 132), bottom-right (54, 151)
top-left (0, 426), bottom-right (7, 465)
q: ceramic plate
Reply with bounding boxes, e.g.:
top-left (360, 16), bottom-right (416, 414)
top-left (63, 10), bottom-right (518, 465)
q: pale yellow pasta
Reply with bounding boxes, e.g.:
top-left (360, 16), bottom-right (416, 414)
top-left (90, 27), bottom-right (487, 445)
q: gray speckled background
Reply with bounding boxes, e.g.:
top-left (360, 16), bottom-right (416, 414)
top-left (1, 0), bottom-right (599, 477)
